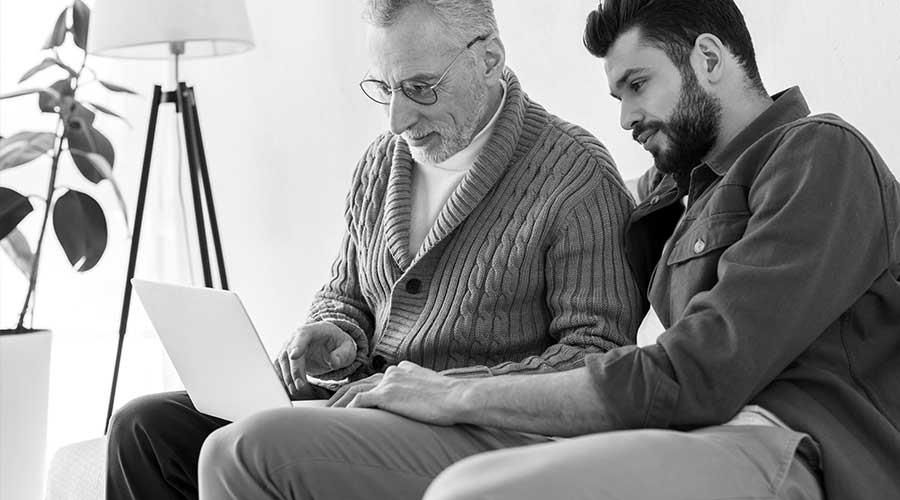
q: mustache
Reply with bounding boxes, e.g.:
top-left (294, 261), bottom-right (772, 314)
top-left (632, 121), bottom-right (666, 143)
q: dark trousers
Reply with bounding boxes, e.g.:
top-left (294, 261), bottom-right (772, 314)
top-left (106, 391), bottom-right (229, 500)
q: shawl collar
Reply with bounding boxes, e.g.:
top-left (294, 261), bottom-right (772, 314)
top-left (382, 68), bottom-right (531, 270)
top-left (384, 141), bottom-right (415, 270)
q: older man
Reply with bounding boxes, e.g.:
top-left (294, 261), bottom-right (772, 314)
top-left (265, 1), bottom-right (898, 500)
top-left (105, 1), bottom-right (641, 499)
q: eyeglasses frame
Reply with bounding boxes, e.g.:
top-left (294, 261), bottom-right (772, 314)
top-left (359, 34), bottom-right (490, 106)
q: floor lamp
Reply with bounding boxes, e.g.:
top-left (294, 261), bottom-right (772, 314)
top-left (88, 0), bottom-right (254, 432)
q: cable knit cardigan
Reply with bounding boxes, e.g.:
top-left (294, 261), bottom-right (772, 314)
top-left (309, 69), bottom-right (642, 380)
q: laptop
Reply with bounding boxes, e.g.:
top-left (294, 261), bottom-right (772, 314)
top-left (131, 279), bottom-right (328, 421)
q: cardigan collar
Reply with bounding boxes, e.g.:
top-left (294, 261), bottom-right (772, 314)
top-left (384, 67), bottom-right (535, 270)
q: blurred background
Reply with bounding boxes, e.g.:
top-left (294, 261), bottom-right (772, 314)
top-left (1, 0), bottom-right (898, 465)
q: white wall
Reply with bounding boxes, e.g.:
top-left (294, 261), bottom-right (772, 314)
top-left (1, 0), bottom-right (899, 457)
top-left (187, 0), bottom-right (900, 349)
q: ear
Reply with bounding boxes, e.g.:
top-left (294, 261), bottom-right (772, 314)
top-left (692, 33), bottom-right (725, 84)
top-left (481, 36), bottom-right (506, 83)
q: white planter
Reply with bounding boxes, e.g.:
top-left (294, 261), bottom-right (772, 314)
top-left (0, 329), bottom-right (52, 500)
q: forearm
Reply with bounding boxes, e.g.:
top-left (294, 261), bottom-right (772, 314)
top-left (442, 341), bottom-right (609, 378)
top-left (451, 367), bottom-right (612, 437)
top-left (307, 231), bottom-right (375, 380)
top-left (440, 346), bottom-right (583, 378)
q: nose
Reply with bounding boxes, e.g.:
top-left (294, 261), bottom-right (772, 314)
top-left (388, 91), bottom-right (418, 136)
top-left (619, 100), bottom-right (642, 131)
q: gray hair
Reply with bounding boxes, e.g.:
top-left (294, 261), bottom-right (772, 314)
top-left (362, 0), bottom-right (499, 45)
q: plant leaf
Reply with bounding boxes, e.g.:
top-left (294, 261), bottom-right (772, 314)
top-left (43, 8), bottom-right (69, 50)
top-left (0, 132), bottom-right (56, 172)
top-left (66, 113), bottom-right (115, 184)
top-left (69, 149), bottom-right (130, 231)
top-left (58, 93), bottom-right (91, 123)
top-left (86, 101), bottom-right (130, 126)
top-left (71, 0), bottom-right (90, 50)
top-left (98, 80), bottom-right (138, 95)
top-left (39, 79), bottom-right (73, 112)
top-left (0, 87), bottom-right (62, 101)
top-left (53, 189), bottom-right (107, 272)
top-left (0, 187), bottom-right (34, 241)
top-left (19, 57), bottom-right (77, 84)
top-left (0, 228), bottom-right (35, 278)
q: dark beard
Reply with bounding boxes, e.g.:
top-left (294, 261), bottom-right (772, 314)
top-left (635, 70), bottom-right (721, 177)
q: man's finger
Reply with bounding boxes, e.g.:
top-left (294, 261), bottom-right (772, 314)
top-left (272, 355), bottom-right (283, 378)
top-left (326, 373), bottom-right (382, 406)
top-left (287, 332), bottom-right (314, 360)
top-left (330, 387), bottom-right (360, 408)
top-left (277, 353), bottom-right (289, 385)
top-left (326, 383), bottom-right (352, 407)
top-left (329, 340), bottom-right (355, 369)
top-left (277, 355), bottom-right (297, 398)
top-left (348, 390), bottom-right (378, 409)
top-left (330, 384), bottom-right (376, 408)
top-left (288, 348), bottom-right (308, 392)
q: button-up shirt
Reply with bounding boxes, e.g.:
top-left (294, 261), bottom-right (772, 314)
top-left (585, 87), bottom-right (900, 500)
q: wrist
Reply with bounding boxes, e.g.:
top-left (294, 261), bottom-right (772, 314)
top-left (447, 377), bottom-right (484, 424)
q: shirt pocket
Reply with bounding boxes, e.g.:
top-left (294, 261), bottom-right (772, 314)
top-left (667, 212), bottom-right (749, 266)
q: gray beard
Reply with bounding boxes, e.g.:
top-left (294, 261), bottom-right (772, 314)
top-left (408, 81), bottom-right (488, 165)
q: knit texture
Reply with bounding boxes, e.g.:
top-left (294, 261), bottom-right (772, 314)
top-left (308, 69), bottom-right (643, 379)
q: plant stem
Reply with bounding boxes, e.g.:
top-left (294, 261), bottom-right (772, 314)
top-left (14, 41), bottom-right (91, 330)
top-left (16, 118), bottom-right (66, 330)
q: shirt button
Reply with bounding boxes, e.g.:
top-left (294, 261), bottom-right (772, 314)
top-left (405, 278), bottom-right (422, 294)
top-left (650, 195), bottom-right (660, 205)
top-left (372, 355), bottom-right (387, 372)
top-left (693, 239), bottom-right (706, 254)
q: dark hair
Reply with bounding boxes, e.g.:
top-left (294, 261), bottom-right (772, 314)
top-left (584, 0), bottom-right (765, 93)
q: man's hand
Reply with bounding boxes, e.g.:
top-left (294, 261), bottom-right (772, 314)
top-left (346, 361), bottom-right (468, 426)
top-left (327, 373), bottom-right (383, 407)
top-left (273, 321), bottom-right (356, 399)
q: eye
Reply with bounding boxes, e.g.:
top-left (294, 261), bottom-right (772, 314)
top-left (629, 79), bottom-right (646, 93)
top-left (403, 80), bottom-right (433, 98)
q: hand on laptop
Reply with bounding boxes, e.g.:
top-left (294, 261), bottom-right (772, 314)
top-left (274, 321), bottom-right (356, 399)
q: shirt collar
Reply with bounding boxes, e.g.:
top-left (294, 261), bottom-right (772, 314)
top-left (706, 86), bottom-right (811, 176)
top-left (419, 80), bottom-right (508, 172)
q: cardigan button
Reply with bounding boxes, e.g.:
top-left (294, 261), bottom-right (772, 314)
top-left (693, 239), bottom-right (707, 254)
top-left (405, 278), bottom-right (422, 294)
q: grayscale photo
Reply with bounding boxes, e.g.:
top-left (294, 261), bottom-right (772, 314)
top-left (0, 1), bottom-right (897, 499)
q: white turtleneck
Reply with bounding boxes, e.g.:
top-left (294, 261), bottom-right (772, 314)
top-left (408, 82), bottom-right (507, 256)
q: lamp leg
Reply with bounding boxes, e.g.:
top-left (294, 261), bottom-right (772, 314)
top-left (185, 87), bottom-right (229, 290)
top-left (104, 81), bottom-right (231, 432)
top-left (104, 85), bottom-right (163, 434)
top-left (176, 83), bottom-right (214, 288)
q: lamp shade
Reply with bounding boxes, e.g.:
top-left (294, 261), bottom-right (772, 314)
top-left (88, 0), bottom-right (254, 59)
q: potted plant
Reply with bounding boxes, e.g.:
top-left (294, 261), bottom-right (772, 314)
top-left (0, 1), bottom-right (134, 497)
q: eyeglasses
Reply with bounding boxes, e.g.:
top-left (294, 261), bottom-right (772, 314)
top-left (359, 34), bottom-right (489, 106)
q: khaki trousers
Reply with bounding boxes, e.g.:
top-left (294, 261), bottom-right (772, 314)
top-left (198, 407), bottom-right (823, 500)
